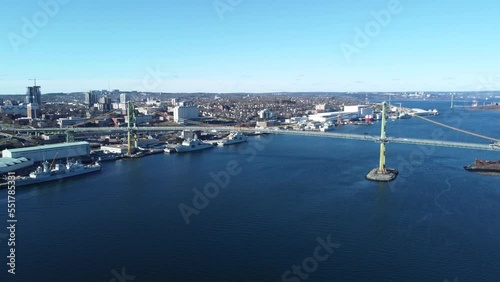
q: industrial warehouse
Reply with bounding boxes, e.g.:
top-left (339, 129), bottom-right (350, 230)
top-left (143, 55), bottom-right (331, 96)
top-left (1, 142), bottom-right (91, 163)
top-left (0, 157), bottom-right (34, 174)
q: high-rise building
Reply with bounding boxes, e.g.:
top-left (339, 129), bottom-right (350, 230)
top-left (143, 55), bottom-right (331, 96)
top-left (119, 93), bottom-right (129, 104)
top-left (26, 86), bottom-right (41, 106)
top-left (173, 101), bottom-right (199, 123)
top-left (258, 109), bottom-right (274, 120)
top-left (26, 85), bottom-right (41, 119)
top-left (97, 96), bottom-right (112, 112)
top-left (27, 104), bottom-right (34, 119)
top-left (85, 91), bottom-right (98, 108)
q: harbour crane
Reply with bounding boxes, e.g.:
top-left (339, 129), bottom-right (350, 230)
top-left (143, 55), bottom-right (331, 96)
top-left (49, 152), bottom-right (58, 170)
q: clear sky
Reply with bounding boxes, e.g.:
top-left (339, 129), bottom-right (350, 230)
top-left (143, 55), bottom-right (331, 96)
top-left (1, 0), bottom-right (499, 94)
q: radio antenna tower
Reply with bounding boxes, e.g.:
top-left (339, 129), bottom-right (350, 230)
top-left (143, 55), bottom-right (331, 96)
top-left (29, 78), bottom-right (37, 86)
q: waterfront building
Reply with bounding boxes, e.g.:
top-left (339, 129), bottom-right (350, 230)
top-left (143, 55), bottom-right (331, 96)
top-left (0, 157), bottom-right (34, 173)
top-left (255, 120), bottom-right (278, 128)
top-left (2, 142), bottom-right (91, 162)
top-left (308, 111), bottom-right (357, 122)
top-left (101, 144), bottom-right (129, 154)
top-left (343, 105), bottom-right (373, 116)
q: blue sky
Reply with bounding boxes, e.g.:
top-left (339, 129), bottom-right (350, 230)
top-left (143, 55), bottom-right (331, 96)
top-left (1, 0), bottom-right (499, 93)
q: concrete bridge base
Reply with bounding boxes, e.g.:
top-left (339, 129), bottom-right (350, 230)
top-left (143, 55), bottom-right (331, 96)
top-left (365, 168), bottom-right (398, 182)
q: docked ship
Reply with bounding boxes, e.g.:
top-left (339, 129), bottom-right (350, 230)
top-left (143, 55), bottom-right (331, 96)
top-left (319, 123), bottom-right (335, 132)
top-left (389, 111), bottom-right (413, 119)
top-left (175, 138), bottom-right (214, 153)
top-left (14, 159), bottom-right (102, 187)
top-left (217, 132), bottom-right (248, 146)
top-left (91, 152), bottom-right (122, 162)
top-left (97, 154), bottom-right (121, 162)
top-left (464, 159), bottom-right (500, 174)
top-left (398, 112), bottom-right (412, 119)
top-left (163, 147), bottom-right (176, 154)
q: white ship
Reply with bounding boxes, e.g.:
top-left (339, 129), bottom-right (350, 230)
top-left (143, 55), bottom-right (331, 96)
top-left (388, 113), bottom-right (399, 120)
top-left (15, 159), bottom-right (101, 187)
top-left (217, 132), bottom-right (248, 146)
top-left (175, 138), bottom-right (214, 153)
top-left (319, 123), bottom-right (335, 132)
top-left (163, 147), bottom-right (175, 154)
top-left (398, 112), bottom-right (412, 119)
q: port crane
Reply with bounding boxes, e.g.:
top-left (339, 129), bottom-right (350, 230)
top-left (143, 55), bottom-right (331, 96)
top-left (49, 152), bottom-right (58, 170)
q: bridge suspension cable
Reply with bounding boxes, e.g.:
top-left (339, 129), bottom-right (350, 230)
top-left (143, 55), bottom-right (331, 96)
top-left (405, 111), bottom-right (500, 143)
top-left (383, 102), bottom-right (499, 143)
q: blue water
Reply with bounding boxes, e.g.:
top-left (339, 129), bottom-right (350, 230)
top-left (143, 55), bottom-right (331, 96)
top-left (1, 101), bottom-right (500, 281)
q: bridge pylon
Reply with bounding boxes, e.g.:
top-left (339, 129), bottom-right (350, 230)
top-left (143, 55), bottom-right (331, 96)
top-left (66, 131), bottom-right (74, 142)
top-left (366, 102), bottom-right (398, 182)
top-left (127, 101), bottom-right (138, 155)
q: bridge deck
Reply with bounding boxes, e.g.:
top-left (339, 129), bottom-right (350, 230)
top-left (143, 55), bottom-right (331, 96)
top-left (7, 126), bottom-right (500, 152)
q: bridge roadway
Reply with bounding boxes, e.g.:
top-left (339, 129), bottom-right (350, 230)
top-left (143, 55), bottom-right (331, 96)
top-left (10, 126), bottom-right (500, 152)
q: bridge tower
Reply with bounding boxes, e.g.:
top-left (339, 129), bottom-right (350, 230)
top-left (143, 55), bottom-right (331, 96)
top-left (366, 102), bottom-right (398, 182)
top-left (127, 101), bottom-right (138, 155)
top-left (66, 130), bottom-right (74, 142)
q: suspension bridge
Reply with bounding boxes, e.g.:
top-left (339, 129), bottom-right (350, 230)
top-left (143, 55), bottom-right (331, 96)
top-left (4, 102), bottom-right (500, 181)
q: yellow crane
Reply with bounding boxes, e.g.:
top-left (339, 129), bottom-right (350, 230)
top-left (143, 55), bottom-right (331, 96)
top-left (49, 152), bottom-right (58, 170)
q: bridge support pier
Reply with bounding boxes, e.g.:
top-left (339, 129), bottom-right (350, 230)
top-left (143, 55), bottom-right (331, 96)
top-left (366, 102), bottom-right (398, 182)
top-left (365, 167), bottom-right (398, 182)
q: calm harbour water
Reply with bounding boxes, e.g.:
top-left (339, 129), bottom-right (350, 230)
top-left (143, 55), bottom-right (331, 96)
top-left (1, 100), bottom-right (500, 281)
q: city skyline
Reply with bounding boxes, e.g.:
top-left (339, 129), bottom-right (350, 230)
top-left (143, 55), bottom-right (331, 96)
top-left (1, 0), bottom-right (500, 94)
